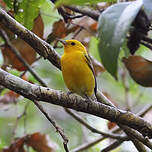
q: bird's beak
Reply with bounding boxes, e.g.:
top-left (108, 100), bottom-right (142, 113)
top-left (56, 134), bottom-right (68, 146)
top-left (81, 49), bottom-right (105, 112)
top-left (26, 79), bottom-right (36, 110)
top-left (57, 39), bottom-right (66, 45)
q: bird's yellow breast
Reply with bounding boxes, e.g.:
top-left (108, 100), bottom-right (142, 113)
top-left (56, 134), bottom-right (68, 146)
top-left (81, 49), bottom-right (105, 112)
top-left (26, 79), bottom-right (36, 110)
top-left (61, 51), bottom-right (95, 97)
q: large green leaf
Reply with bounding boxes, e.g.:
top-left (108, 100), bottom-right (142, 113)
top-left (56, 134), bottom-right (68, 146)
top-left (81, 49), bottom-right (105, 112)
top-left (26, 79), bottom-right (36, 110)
top-left (98, 1), bottom-right (143, 79)
top-left (55, 0), bottom-right (115, 7)
top-left (40, 0), bottom-right (60, 27)
top-left (143, 0), bottom-right (152, 21)
top-left (14, 0), bottom-right (45, 30)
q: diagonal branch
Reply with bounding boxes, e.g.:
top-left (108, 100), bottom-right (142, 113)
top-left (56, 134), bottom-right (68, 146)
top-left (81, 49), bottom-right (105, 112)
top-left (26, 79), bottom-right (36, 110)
top-left (0, 8), bottom-right (61, 70)
top-left (32, 100), bottom-right (69, 152)
top-left (49, 0), bottom-right (100, 21)
top-left (64, 6), bottom-right (100, 21)
top-left (101, 140), bottom-right (124, 152)
top-left (0, 69), bottom-right (152, 139)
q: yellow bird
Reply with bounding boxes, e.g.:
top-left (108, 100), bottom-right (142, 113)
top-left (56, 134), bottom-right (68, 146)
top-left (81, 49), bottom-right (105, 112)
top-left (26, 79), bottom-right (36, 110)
top-left (59, 39), bottom-right (97, 100)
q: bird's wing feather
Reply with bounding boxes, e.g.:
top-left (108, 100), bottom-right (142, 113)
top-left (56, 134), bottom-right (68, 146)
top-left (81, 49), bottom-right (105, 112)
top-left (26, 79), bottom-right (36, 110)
top-left (84, 53), bottom-right (97, 96)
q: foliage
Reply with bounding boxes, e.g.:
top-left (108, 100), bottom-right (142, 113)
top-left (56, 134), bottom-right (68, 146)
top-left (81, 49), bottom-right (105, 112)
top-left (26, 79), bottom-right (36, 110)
top-left (98, 1), bottom-right (143, 79)
top-left (14, 0), bottom-right (45, 30)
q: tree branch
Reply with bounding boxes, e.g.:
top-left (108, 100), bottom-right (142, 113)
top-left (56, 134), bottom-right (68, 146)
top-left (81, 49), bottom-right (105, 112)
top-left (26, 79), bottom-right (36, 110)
top-left (64, 6), bottom-right (100, 21)
top-left (130, 139), bottom-right (147, 152)
top-left (120, 126), bottom-right (152, 149)
top-left (0, 69), bottom-right (152, 139)
top-left (0, 8), bottom-right (61, 70)
top-left (49, 0), bottom-right (100, 21)
top-left (101, 136), bottom-right (147, 152)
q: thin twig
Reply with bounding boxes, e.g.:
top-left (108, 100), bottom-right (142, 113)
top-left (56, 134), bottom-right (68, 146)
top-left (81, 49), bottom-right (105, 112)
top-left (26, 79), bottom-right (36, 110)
top-left (32, 100), bottom-right (69, 152)
top-left (12, 102), bottom-right (29, 138)
top-left (65, 6), bottom-right (100, 21)
top-left (142, 36), bottom-right (152, 44)
top-left (101, 140), bottom-right (124, 152)
top-left (0, 29), bottom-right (47, 87)
top-left (20, 56), bottom-right (42, 78)
top-left (101, 134), bottom-right (147, 152)
top-left (140, 41), bottom-right (152, 50)
top-left (23, 102), bottom-right (30, 135)
top-left (65, 108), bottom-right (126, 140)
top-left (138, 104), bottom-right (152, 117)
top-left (69, 15), bottom-right (84, 19)
top-left (72, 27), bottom-right (83, 39)
top-left (71, 136), bottom-right (106, 152)
top-left (71, 125), bottom-right (129, 152)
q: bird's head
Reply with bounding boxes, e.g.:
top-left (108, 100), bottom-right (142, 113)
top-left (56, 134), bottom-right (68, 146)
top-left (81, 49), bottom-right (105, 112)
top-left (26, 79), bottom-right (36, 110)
top-left (58, 39), bottom-right (87, 53)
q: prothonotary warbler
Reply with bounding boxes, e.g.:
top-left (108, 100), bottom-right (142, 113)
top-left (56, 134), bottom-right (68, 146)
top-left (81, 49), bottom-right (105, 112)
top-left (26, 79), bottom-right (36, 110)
top-left (59, 39), bottom-right (97, 101)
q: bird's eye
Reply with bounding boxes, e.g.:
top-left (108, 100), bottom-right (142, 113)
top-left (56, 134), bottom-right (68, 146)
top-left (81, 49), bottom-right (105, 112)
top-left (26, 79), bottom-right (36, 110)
top-left (71, 42), bottom-right (75, 46)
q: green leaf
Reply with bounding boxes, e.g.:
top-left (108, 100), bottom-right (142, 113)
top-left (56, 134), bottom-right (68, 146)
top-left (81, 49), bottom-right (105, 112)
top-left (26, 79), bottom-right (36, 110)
top-left (143, 0), bottom-right (152, 21)
top-left (40, 0), bottom-right (60, 26)
top-left (14, 0), bottom-right (45, 30)
top-left (98, 1), bottom-right (143, 79)
top-left (55, 0), bottom-right (115, 7)
top-left (3, 0), bottom-right (13, 8)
